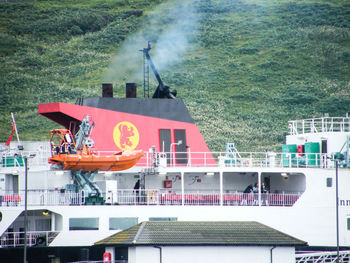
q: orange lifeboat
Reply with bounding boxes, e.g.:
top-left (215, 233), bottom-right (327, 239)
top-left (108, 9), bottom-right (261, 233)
top-left (48, 127), bottom-right (143, 172)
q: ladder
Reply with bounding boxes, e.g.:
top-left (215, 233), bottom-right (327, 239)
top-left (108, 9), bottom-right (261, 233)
top-left (225, 143), bottom-right (241, 166)
top-left (142, 48), bottom-right (150, 98)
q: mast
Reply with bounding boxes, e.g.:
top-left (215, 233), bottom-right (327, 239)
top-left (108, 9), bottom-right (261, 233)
top-left (141, 42), bottom-right (177, 99)
top-left (11, 112), bottom-right (23, 150)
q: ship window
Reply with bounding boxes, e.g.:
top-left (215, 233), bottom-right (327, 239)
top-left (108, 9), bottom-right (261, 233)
top-left (109, 217), bottom-right (138, 230)
top-left (149, 217), bottom-right (177, 221)
top-left (327, 178), bottom-right (332, 187)
top-left (69, 218), bottom-right (99, 230)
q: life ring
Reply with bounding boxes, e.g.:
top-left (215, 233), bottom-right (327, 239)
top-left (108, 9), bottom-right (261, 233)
top-left (148, 190), bottom-right (157, 203)
top-left (36, 236), bottom-right (46, 246)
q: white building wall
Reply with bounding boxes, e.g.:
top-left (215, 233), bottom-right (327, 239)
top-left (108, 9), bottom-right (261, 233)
top-left (273, 247), bottom-right (296, 263)
top-left (128, 247), bottom-right (137, 263)
top-left (129, 246), bottom-right (295, 263)
top-left (286, 132), bottom-right (350, 154)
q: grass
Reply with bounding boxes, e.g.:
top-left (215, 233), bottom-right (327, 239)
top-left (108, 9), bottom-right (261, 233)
top-left (0, 0), bottom-right (350, 152)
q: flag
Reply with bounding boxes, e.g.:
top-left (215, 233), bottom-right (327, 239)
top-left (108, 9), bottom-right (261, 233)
top-left (5, 121), bottom-right (15, 146)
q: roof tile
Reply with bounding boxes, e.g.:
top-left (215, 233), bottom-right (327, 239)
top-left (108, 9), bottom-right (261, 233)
top-left (95, 221), bottom-right (306, 246)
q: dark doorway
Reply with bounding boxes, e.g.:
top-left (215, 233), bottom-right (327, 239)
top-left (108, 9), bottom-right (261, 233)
top-left (159, 129), bottom-right (171, 164)
top-left (174, 129), bottom-right (188, 164)
top-left (321, 140), bottom-right (327, 153)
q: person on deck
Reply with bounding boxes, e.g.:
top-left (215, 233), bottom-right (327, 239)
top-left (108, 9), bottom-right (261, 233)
top-left (253, 183), bottom-right (259, 193)
top-left (243, 184), bottom-right (253, 193)
top-left (261, 182), bottom-right (269, 205)
top-left (133, 179), bottom-right (140, 204)
top-left (242, 184), bottom-right (253, 205)
top-left (252, 183), bottom-right (259, 205)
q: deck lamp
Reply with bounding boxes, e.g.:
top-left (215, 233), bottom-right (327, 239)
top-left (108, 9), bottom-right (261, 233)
top-left (42, 210), bottom-right (50, 216)
top-left (281, 172), bottom-right (288, 179)
top-left (158, 171), bottom-right (167, 176)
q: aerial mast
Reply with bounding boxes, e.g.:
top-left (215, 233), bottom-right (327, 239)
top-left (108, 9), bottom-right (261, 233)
top-left (140, 42), bottom-right (177, 99)
top-left (141, 42), bottom-right (150, 98)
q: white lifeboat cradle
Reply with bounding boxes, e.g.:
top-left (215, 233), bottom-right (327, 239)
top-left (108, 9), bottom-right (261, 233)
top-left (1, 116), bottom-right (350, 260)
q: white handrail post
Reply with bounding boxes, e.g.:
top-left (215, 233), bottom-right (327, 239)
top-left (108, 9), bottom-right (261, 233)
top-left (258, 172), bottom-right (261, 206)
top-left (181, 172), bottom-right (184, 206)
top-left (289, 154), bottom-right (292, 168)
top-left (302, 120), bottom-right (305, 134)
top-left (296, 154), bottom-right (299, 168)
top-left (219, 171), bottom-right (223, 206)
top-left (322, 117), bottom-right (324, 132)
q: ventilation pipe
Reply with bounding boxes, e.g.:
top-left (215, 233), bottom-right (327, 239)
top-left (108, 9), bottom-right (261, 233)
top-left (102, 83), bottom-right (113, 98)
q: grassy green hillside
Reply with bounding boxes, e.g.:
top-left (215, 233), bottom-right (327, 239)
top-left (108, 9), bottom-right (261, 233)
top-left (1, 0), bottom-right (350, 152)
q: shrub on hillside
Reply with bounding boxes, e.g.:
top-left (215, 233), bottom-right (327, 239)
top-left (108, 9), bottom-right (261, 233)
top-left (277, 85), bottom-right (321, 105)
top-left (12, 10), bottom-right (117, 39)
top-left (0, 34), bottom-right (26, 56)
top-left (301, 26), bottom-right (350, 43)
top-left (317, 95), bottom-right (350, 116)
top-left (277, 3), bottom-right (350, 28)
top-left (77, 16), bottom-right (141, 51)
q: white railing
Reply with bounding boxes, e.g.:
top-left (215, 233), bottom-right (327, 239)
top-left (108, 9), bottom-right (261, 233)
top-left (0, 190), bottom-right (85, 207)
top-left (0, 230), bottom-right (56, 248)
top-left (213, 152), bottom-right (331, 169)
top-left (0, 149), bottom-right (336, 169)
top-left (296, 250), bottom-right (350, 263)
top-left (0, 150), bottom-right (51, 168)
top-left (0, 190), bottom-right (301, 207)
top-left (289, 117), bottom-right (350, 135)
top-left (115, 190), bottom-right (301, 207)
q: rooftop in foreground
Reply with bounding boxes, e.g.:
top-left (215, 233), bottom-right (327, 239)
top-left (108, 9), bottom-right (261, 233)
top-left (95, 221), bottom-right (307, 247)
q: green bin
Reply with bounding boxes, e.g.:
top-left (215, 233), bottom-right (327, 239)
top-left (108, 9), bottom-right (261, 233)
top-left (84, 196), bottom-right (104, 205)
top-left (305, 142), bottom-right (320, 167)
top-left (282, 144), bottom-right (297, 167)
top-left (2, 157), bottom-right (24, 167)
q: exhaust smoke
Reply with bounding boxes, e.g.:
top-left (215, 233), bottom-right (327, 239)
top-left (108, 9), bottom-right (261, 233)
top-left (103, 0), bottom-right (199, 86)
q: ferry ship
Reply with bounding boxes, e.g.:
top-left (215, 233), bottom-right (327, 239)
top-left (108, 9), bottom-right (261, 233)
top-left (1, 50), bottom-right (350, 262)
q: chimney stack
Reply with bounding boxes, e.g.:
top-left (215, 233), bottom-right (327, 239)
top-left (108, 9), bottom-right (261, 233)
top-left (102, 83), bottom-right (113, 98)
top-left (126, 83), bottom-right (137, 98)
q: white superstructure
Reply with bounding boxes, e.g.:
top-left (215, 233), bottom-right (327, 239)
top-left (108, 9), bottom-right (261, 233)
top-left (0, 116), bottom-right (350, 253)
